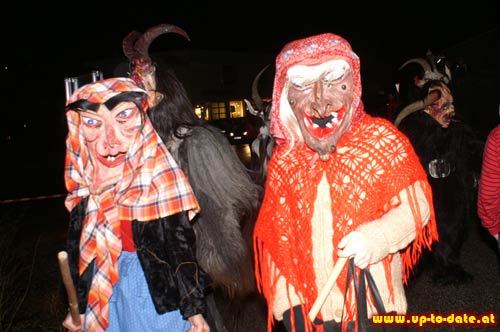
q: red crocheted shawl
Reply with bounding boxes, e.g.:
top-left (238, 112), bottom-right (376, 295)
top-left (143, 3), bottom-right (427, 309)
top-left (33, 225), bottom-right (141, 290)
top-left (254, 115), bottom-right (437, 331)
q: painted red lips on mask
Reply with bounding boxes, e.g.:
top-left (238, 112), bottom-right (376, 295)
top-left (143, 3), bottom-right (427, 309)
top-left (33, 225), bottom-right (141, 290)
top-left (303, 107), bottom-right (346, 139)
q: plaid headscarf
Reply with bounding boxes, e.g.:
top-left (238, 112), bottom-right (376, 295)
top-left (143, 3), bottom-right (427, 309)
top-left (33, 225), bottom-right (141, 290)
top-left (64, 78), bottom-right (199, 332)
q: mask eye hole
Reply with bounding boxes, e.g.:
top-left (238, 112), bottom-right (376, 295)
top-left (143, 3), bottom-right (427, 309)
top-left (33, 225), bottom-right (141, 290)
top-left (290, 77), bottom-right (314, 91)
top-left (81, 116), bottom-right (101, 128)
top-left (115, 108), bottom-right (135, 123)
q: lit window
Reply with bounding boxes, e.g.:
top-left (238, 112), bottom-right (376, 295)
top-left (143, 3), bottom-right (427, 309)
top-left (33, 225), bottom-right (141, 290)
top-left (194, 105), bottom-right (209, 121)
top-left (229, 100), bottom-right (245, 118)
top-left (210, 102), bottom-right (227, 120)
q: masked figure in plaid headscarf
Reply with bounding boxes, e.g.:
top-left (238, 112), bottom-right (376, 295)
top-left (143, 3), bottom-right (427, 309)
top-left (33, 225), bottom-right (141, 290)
top-left (253, 33), bottom-right (438, 331)
top-left (62, 78), bottom-right (210, 332)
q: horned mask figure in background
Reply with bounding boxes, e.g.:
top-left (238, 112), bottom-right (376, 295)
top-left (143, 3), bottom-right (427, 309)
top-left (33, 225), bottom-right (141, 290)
top-left (397, 50), bottom-right (482, 288)
top-left (121, 23), bottom-right (263, 331)
top-left (122, 24), bottom-right (190, 106)
top-left (245, 65), bottom-right (274, 185)
top-left (394, 50), bottom-right (453, 127)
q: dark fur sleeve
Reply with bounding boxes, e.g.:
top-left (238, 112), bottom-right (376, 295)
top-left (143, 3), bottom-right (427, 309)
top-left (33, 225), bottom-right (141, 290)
top-left (398, 111), bottom-right (438, 168)
top-left (178, 126), bottom-right (262, 296)
top-left (165, 213), bottom-right (208, 319)
top-left (399, 112), bottom-right (484, 176)
top-left (133, 212), bottom-right (208, 319)
top-left (66, 197), bottom-right (93, 314)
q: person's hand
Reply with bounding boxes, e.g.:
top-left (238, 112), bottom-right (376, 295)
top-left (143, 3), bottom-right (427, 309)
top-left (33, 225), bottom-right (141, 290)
top-left (187, 314), bottom-right (209, 332)
top-left (62, 312), bottom-right (84, 332)
top-left (337, 231), bottom-right (372, 269)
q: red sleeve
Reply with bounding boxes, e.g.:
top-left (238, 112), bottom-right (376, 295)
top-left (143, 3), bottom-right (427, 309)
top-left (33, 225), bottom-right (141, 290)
top-left (120, 220), bottom-right (136, 251)
top-left (477, 126), bottom-right (500, 236)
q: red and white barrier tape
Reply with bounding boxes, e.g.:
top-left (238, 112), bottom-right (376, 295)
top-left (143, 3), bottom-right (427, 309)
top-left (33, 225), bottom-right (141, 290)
top-left (0, 193), bottom-right (66, 204)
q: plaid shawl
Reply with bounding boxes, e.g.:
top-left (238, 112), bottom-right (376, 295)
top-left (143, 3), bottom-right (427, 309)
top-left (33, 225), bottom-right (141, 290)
top-left (64, 78), bottom-right (199, 331)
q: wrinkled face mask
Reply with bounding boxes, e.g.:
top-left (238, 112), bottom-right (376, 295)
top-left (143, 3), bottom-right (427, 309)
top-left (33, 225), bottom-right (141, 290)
top-left (425, 84), bottom-right (455, 128)
top-left (286, 59), bottom-right (354, 159)
top-left (77, 101), bottom-right (143, 192)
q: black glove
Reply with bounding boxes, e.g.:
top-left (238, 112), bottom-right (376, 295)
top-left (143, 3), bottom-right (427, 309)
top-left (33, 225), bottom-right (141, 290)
top-left (282, 305), bottom-right (306, 332)
top-left (282, 305), bottom-right (343, 332)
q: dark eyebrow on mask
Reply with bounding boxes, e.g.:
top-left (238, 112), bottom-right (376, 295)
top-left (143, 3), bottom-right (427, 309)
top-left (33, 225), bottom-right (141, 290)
top-left (104, 92), bottom-right (146, 112)
top-left (65, 100), bottom-right (100, 113)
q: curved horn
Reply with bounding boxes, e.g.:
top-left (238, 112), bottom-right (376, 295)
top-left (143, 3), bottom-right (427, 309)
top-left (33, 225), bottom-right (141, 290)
top-left (122, 31), bottom-right (142, 60)
top-left (244, 99), bottom-right (259, 117)
top-left (252, 64), bottom-right (270, 110)
top-left (394, 100), bottom-right (425, 127)
top-left (135, 24), bottom-right (190, 63)
top-left (394, 89), bottom-right (441, 126)
top-left (399, 58), bottom-right (432, 73)
top-left (444, 65), bottom-right (452, 83)
top-left (400, 57), bottom-right (447, 83)
top-left (426, 50), bottom-right (439, 72)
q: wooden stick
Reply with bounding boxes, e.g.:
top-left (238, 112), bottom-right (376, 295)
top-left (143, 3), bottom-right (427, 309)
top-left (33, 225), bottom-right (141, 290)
top-left (308, 256), bottom-right (348, 322)
top-left (57, 251), bottom-right (82, 326)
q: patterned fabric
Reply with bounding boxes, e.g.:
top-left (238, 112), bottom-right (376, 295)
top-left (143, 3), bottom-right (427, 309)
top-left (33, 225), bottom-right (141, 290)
top-left (104, 252), bottom-right (190, 332)
top-left (64, 78), bottom-right (199, 332)
top-left (269, 33), bottom-right (364, 140)
top-left (254, 115), bottom-right (437, 331)
top-left (478, 125), bottom-right (500, 236)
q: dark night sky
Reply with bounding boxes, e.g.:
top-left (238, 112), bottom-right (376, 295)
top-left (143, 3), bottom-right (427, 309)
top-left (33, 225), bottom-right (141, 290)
top-left (1, 3), bottom-right (499, 198)
top-left (3, 3), bottom-right (499, 123)
top-left (5, 4), bottom-right (499, 71)
top-left (4, 4), bottom-right (498, 109)
top-left (4, 3), bottom-right (498, 121)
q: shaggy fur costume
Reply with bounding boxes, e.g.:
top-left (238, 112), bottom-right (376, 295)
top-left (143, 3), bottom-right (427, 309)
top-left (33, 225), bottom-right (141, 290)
top-left (398, 90), bottom-right (482, 285)
top-left (148, 62), bottom-right (262, 297)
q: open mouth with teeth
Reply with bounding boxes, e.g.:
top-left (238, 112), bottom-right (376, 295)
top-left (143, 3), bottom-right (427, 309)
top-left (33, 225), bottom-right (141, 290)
top-left (96, 152), bottom-right (127, 167)
top-left (441, 111), bottom-right (455, 125)
top-left (302, 112), bottom-right (343, 138)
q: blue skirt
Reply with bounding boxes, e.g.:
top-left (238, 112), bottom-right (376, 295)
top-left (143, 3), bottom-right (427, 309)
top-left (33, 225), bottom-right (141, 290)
top-left (84, 251), bottom-right (191, 332)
